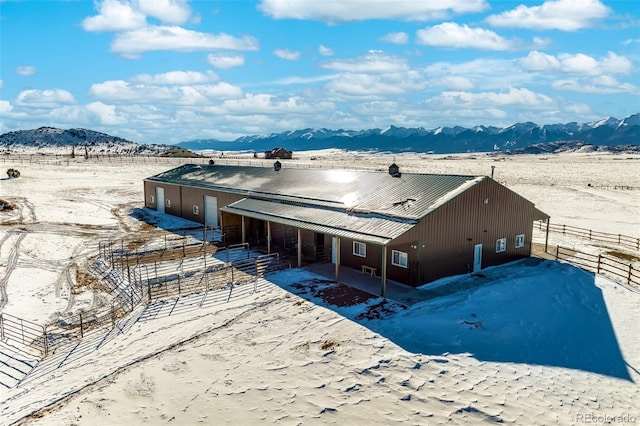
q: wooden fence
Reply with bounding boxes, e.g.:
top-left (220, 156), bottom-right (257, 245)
top-left (537, 221), bottom-right (640, 251)
top-left (552, 245), bottom-right (640, 287)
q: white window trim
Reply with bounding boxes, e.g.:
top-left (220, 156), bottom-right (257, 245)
top-left (353, 241), bottom-right (366, 257)
top-left (391, 250), bottom-right (408, 268)
top-left (166, 199), bottom-right (171, 208)
top-left (193, 205), bottom-right (199, 215)
top-left (515, 234), bottom-right (525, 249)
top-left (496, 238), bottom-right (506, 253)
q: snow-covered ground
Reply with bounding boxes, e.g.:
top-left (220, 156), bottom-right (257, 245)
top-left (0, 151), bottom-right (639, 425)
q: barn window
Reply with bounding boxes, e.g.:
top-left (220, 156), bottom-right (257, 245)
top-left (166, 199), bottom-right (171, 208)
top-left (149, 195), bottom-right (155, 203)
top-left (193, 205), bottom-right (199, 215)
top-left (353, 241), bottom-right (366, 257)
top-left (515, 234), bottom-right (525, 248)
top-left (496, 238), bottom-right (506, 253)
top-left (392, 250), bottom-right (408, 268)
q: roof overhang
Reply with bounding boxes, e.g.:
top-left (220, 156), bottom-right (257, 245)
top-left (220, 198), bottom-right (417, 246)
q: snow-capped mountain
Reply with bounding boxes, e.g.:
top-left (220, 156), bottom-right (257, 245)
top-left (0, 127), bottom-right (175, 155)
top-left (177, 113), bottom-right (640, 154)
top-left (1, 114), bottom-right (638, 155)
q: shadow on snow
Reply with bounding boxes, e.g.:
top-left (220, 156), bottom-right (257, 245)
top-left (270, 258), bottom-right (633, 381)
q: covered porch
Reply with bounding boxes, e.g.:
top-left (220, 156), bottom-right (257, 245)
top-left (219, 198), bottom-right (416, 297)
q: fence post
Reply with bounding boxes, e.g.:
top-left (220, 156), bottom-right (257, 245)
top-left (0, 314), bottom-right (3, 341)
top-left (43, 326), bottom-right (48, 356)
top-left (618, 234), bottom-right (621, 245)
top-left (629, 264), bottom-right (633, 285)
top-left (555, 245), bottom-right (559, 261)
top-left (597, 254), bottom-right (602, 274)
top-left (148, 280), bottom-right (152, 303)
top-left (562, 224), bottom-right (566, 235)
top-left (589, 230), bottom-right (592, 240)
top-left (79, 313), bottom-right (84, 338)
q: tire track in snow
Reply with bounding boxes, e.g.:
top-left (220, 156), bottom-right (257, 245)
top-left (0, 232), bottom-right (26, 310)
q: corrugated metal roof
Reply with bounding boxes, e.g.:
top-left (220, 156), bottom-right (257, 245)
top-left (146, 164), bottom-right (480, 220)
top-left (221, 198), bottom-right (416, 245)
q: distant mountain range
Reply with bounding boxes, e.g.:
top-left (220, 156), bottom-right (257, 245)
top-left (177, 114), bottom-right (640, 154)
top-left (1, 114), bottom-right (638, 155)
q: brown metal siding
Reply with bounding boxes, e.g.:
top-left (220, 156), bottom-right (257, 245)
top-left (143, 180), bottom-right (156, 209)
top-left (339, 239), bottom-right (383, 272)
top-left (181, 187), bottom-right (245, 225)
top-left (393, 178), bottom-right (538, 285)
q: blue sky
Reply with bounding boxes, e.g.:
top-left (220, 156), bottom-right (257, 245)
top-left (0, 0), bottom-right (638, 144)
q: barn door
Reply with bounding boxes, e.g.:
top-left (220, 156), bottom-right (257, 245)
top-left (473, 244), bottom-right (483, 273)
top-left (204, 196), bottom-right (218, 228)
top-left (155, 187), bottom-right (165, 214)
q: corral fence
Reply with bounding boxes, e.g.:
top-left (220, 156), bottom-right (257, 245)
top-left (551, 245), bottom-right (640, 287)
top-left (0, 237), bottom-right (289, 359)
top-left (537, 220), bottom-right (640, 252)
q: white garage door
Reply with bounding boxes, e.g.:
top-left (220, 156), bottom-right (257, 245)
top-left (204, 195), bottom-right (218, 228)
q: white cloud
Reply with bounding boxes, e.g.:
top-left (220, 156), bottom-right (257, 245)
top-left (486, 0), bottom-right (610, 31)
top-left (273, 49), bottom-right (301, 61)
top-left (111, 26), bottom-right (259, 57)
top-left (86, 102), bottom-right (126, 125)
top-left (425, 58), bottom-right (536, 90)
top-left (0, 100), bottom-right (13, 114)
top-left (322, 51), bottom-right (409, 74)
top-left (220, 94), bottom-right (334, 115)
top-left (131, 70), bottom-right (218, 85)
top-left (258, 0), bottom-right (488, 22)
top-left (518, 51), bottom-right (561, 71)
top-left (136, 0), bottom-right (192, 25)
top-left (552, 76), bottom-right (639, 94)
top-left (82, 0), bottom-right (147, 32)
top-left (269, 74), bottom-right (339, 86)
top-left (428, 87), bottom-right (554, 109)
top-left (207, 53), bottom-right (245, 69)
top-left (416, 22), bottom-right (516, 50)
top-left (318, 45), bottom-right (334, 56)
top-left (380, 32), bottom-right (409, 44)
top-left (519, 51), bottom-right (634, 76)
top-left (15, 89), bottom-right (76, 107)
top-left (431, 76), bottom-right (475, 90)
top-left (324, 70), bottom-right (426, 100)
top-left (89, 80), bottom-right (242, 104)
top-left (16, 66), bottom-right (37, 76)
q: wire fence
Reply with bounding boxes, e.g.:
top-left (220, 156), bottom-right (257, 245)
top-left (537, 220), bottom-right (640, 251)
top-left (0, 153), bottom-right (391, 171)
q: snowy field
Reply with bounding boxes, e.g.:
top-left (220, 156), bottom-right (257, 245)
top-left (0, 150), bottom-right (639, 425)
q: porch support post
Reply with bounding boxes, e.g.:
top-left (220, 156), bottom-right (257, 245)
top-left (544, 219), bottom-right (550, 254)
top-left (241, 215), bottom-right (246, 244)
top-left (381, 245), bottom-right (388, 298)
top-left (297, 228), bottom-right (302, 267)
top-left (334, 236), bottom-right (340, 282)
top-left (267, 221), bottom-right (272, 254)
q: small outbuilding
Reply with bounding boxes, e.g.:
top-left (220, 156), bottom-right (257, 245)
top-left (264, 147), bottom-right (292, 159)
top-left (144, 163), bottom-right (548, 293)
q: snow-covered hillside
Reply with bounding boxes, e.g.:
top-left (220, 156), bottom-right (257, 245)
top-left (0, 151), bottom-right (638, 425)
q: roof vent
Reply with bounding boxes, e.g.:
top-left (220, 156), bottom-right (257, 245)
top-left (274, 160), bottom-right (282, 171)
top-left (388, 163), bottom-right (401, 177)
